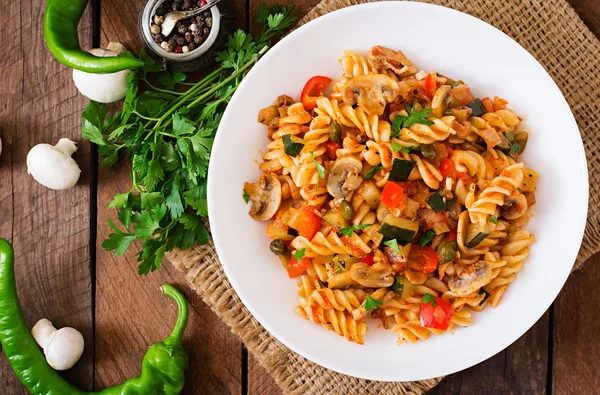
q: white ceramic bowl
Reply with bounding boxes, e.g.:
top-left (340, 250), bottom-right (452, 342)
top-left (208, 2), bottom-right (588, 381)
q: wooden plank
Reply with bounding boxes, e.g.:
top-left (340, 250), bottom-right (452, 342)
top-left (248, 353), bottom-right (282, 395)
top-left (0, 0), bottom-right (95, 392)
top-left (431, 311), bottom-right (549, 395)
top-left (94, 0), bottom-right (247, 393)
top-left (567, 0), bottom-right (600, 39)
top-left (552, 254), bottom-right (600, 394)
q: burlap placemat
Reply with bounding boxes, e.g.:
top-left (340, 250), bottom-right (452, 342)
top-left (168, 0), bottom-right (600, 393)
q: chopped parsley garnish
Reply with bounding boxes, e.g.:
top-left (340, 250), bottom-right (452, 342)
top-left (364, 165), bottom-right (383, 179)
top-left (242, 189), bottom-right (250, 204)
top-left (338, 223), bottom-right (372, 237)
top-left (489, 213), bottom-right (498, 224)
top-left (391, 142), bottom-right (419, 154)
top-left (362, 294), bottom-right (383, 311)
top-left (510, 142), bottom-right (521, 153)
top-left (383, 239), bottom-right (402, 255)
top-left (391, 104), bottom-right (434, 137)
top-left (419, 229), bottom-right (436, 248)
top-left (334, 263), bottom-right (343, 273)
top-left (293, 248), bottom-right (306, 262)
top-left (310, 152), bottom-right (325, 178)
top-left (422, 293), bottom-right (438, 306)
top-left (505, 132), bottom-right (514, 142)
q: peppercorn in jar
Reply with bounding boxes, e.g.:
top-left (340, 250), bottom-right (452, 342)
top-left (150, 0), bottom-right (213, 53)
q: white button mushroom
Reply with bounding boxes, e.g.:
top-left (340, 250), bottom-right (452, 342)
top-left (31, 318), bottom-right (84, 371)
top-left (27, 138), bottom-right (81, 190)
top-left (72, 42), bottom-right (132, 103)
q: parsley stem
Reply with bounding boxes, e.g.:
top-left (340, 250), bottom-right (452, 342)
top-left (184, 52), bottom-right (264, 110)
top-left (140, 78), bottom-right (185, 95)
top-left (155, 67), bottom-right (224, 127)
top-left (132, 110), bottom-right (161, 121)
top-left (160, 132), bottom-right (178, 138)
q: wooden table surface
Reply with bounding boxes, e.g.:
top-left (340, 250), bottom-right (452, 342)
top-left (1, 0), bottom-right (599, 393)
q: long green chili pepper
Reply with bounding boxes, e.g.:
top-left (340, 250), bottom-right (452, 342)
top-left (0, 238), bottom-right (189, 394)
top-left (44, 0), bottom-right (144, 73)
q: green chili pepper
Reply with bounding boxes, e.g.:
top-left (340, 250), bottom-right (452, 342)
top-left (44, 0), bottom-right (144, 73)
top-left (0, 239), bottom-right (189, 394)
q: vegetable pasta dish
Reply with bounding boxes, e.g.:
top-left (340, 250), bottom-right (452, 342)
top-left (244, 46), bottom-right (537, 345)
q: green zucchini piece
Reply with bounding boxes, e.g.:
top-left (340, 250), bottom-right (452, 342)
top-left (390, 277), bottom-right (404, 296)
top-left (287, 228), bottom-right (298, 237)
top-left (282, 134), bottom-right (304, 157)
top-left (388, 158), bottom-right (416, 182)
top-left (426, 191), bottom-right (447, 213)
top-left (467, 99), bottom-right (486, 117)
top-left (478, 288), bottom-right (491, 306)
top-left (323, 209), bottom-right (350, 229)
top-left (377, 214), bottom-right (418, 245)
top-left (465, 232), bottom-right (489, 248)
top-left (390, 275), bottom-right (414, 299)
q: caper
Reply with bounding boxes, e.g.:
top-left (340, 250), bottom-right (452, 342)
top-left (420, 144), bottom-right (437, 160)
top-left (269, 239), bottom-right (287, 256)
top-left (340, 200), bottom-right (354, 220)
top-left (437, 241), bottom-right (458, 263)
top-left (330, 122), bottom-right (342, 142)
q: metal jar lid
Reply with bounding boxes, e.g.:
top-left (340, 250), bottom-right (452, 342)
top-left (140, 0), bottom-right (223, 72)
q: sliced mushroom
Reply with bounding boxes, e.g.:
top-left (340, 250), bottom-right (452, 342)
top-left (501, 193), bottom-right (528, 220)
top-left (326, 156), bottom-right (363, 199)
top-left (328, 272), bottom-right (358, 289)
top-left (258, 105), bottom-right (279, 125)
top-left (367, 46), bottom-right (416, 77)
top-left (244, 174), bottom-right (282, 221)
top-left (342, 74), bottom-right (399, 116)
top-left (448, 261), bottom-right (492, 296)
top-left (383, 245), bottom-right (406, 273)
top-left (404, 269), bottom-right (428, 284)
top-left (431, 84), bottom-right (451, 118)
top-left (350, 262), bottom-right (394, 288)
top-left (275, 95), bottom-right (295, 107)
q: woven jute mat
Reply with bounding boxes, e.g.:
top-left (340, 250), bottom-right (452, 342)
top-left (168, 0), bottom-right (600, 393)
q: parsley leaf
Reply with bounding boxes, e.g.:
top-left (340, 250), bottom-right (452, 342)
top-left (510, 143), bottom-right (521, 153)
top-left (391, 105), bottom-right (434, 137)
top-left (490, 213), bottom-right (498, 224)
top-left (338, 224), bottom-right (372, 237)
top-left (310, 152), bottom-right (325, 178)
top-left (422, 293), bottom-right (438, 306)
top-left (242, 190), bottom-right (250, 203)
top-left (362, 294), bottom-right (383, 311)
top-left (102, 218), bottom-right (135, 256)
top-left (505, 132), bottom-right (514, 142)
top-left (383, 239), bottom-right (402, 255)
top-left (364, 165), bottom-right (383, 179)
top-left (335, 264), bottom-right (343, 273)
top-left (391, 142), bottom-right (419, 154)
top-left (420, 229), bottom-right (436, 248)
top-left (293, 248), bottom-right (306, 262)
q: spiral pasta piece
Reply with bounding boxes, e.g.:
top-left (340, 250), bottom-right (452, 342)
top-left (468, 163), bottom-right (525, 224)
top-left (292, 231), bottom-right (371, 257)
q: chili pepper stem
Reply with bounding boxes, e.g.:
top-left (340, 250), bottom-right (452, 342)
top-left (160, 284), bottom-right (189, 347)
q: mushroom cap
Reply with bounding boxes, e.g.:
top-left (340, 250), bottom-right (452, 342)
top-left (245, 174), bottom-right (282, 221)
top-left (326, 156), bottom-right (363, 199)
top-left (72, 48), bottom-right (131, 103)
top-left (367, 46), bottom-right (417, 77)
top-left (342, 74), bottom-right (400, 116)
top-left (27, 141), bottom-right (81, 190)
top-left (45, 327), bottom-right (85, 371)
top-left (448, 261), bottom-right (492, 296)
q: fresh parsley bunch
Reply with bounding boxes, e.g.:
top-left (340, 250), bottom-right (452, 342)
top-left (81, 4), bottom-right (296, 274)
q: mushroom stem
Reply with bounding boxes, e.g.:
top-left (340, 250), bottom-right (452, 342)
top-left (54, 138), bottom-right (78, 156)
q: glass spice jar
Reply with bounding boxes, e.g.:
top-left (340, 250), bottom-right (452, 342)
top-left (140, 0), bottom-right (225, 72)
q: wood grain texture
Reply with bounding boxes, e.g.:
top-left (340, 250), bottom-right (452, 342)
top-left (552, 253), bottom-right (600, 395)
top-left (0, 0), bottom-right (95, 392)
top-left (94, 1), bottom-right (247, 393)
top-left (567, 0), bottom-right (600, 39)
top-left (248, 353), bottom-right (281, 395)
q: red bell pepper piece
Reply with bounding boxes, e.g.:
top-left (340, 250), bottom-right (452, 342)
top-left (300, 76), bottom-right (332, 111)
top-left (324, 141), bottom-right (340, 160)
top-left (287, 256), bottom-right (311, 278)
top-left (381, 182), bottom-right (407, 211)
top-left (420, 296), bottom-right (454, 330)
